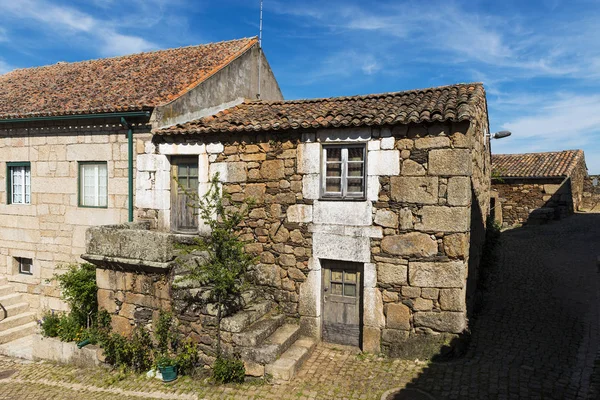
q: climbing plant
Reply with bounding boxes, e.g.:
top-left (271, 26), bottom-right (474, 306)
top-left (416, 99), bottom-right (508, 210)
top-left (176, 173), bottom-right (256, 357)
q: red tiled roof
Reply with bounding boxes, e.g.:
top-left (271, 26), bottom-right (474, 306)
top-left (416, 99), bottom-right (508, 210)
top-left (157, 83), bottom-right (486, 135)
top-left (492, 150), bottom-right (585, 178)
top-left (0, 37), bottom-right (258, 120)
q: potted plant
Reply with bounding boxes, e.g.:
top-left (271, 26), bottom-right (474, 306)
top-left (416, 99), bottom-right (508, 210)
top-left (156, 354), bottom-right (178, 382)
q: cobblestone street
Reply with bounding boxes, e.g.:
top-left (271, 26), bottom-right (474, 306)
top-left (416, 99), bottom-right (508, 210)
top-left (399, 212), bottom-right (600, 399)
top-left (1, 213), bottom-right (600, 399)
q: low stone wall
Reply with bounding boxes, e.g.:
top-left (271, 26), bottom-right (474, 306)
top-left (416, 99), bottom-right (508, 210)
top-left (493, 178), bottom-right (572, 226)
top-left (582, 175), bottom-right (600, 210)
top-left (32, 334), bottom-right (103, 367)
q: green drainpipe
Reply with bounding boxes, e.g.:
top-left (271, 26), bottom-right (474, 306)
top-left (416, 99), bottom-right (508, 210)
top-left (0, 111), bottom-right (150, 224)
top-left (120, 117), bottom-right (134, 223)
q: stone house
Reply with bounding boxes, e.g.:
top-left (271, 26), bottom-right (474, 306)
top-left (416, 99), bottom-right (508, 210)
top-left (582, 174), bottom-right (600, 211)
top-left (0, 37), bottom-right (282, 343)
top-left (84, 83), bottom-right (492, 375)
top-left (491, 150), bottom-right (587, 227)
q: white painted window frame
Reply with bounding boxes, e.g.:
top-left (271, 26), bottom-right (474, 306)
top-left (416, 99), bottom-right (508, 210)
top-left (79, 162), bottom-right (108, 208)
top-left (320, 144), bottom-right (367, 200)
top-left (9, 164), bottom-right (31, 205)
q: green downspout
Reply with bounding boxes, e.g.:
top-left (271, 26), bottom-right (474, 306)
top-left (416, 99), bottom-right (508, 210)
top-left (0, 111), bottom-right (151, 222)
top-left (120, 117), bottom-right (134, 223)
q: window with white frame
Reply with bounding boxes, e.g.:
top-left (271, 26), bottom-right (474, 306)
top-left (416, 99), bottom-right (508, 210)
top-left (321, 145), bottom-right (366, 199)
top-left (7, 162), bottom-right (31, 205)
top-left (79, 162), bottom-right (108, 207)
top-left (16, 257), bottom-right (33, 275)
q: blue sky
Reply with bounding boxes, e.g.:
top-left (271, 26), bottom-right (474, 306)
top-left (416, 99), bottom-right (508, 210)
top-left (1, 0), bottom-right (599, 172)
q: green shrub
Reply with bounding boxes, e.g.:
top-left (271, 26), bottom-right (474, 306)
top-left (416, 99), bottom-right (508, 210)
top-left (155, 311), bottom-right (178, 354)
top-left (53, 263), bottom-right (97, 328)
top-left (39, 311), bottom-right (61, 337)
top-left (100, 332), bottom-right (131, 367)
top-left (175, 338), bottom-right (200, 376)
top-left (212, 356), bottom-right (245, 384)
top-left (57, 314), bottom-right (85, 342)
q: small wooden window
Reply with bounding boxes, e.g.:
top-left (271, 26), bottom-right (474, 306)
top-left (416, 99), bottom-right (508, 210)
top-left (16, 257), bottom-right (33, 275)
top-left (321, 145), bottom-right (366, 199)
top-left (329, 269), bottom-right (358, 298)
top-left (7, 162), bottom-right (31, 205)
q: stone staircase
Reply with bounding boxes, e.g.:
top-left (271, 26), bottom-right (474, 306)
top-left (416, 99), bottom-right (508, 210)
top-left (0, 277), bottom-right (37, 344)
top-left (221, 300), bottom-right (316, 381)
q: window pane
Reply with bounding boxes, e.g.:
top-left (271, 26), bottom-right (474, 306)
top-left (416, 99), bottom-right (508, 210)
top-left (347, 178), bottom-right (364, 193)
top-left (178, 165), bottom-right (188, 177)
top-left (325, 178), bottom-right (342, 193)
top-left (326, 148), bottom-right (341, 162)
top-left (98, 164), bottom-right (107, 207)
top-left (188, 177), bottom-right (198, 191)
top-left (348, 148), bottom-right (364, 162)
top-left (344, 284), bottom-right (356, 297)
top-left (345, 271), bottom-right (357, 283)
top-left (326, 163), bottom-right (342, 177)
top-left (188, 165), bottom-right (198, 177)
top-left (80, 163), bottom-right (107, 207)
top-left (331, 283), bottom-right (343, 295)
top-left (331, 270), bottom-right (343, 282)
top-left (347, 162), bottom-right (363, 177)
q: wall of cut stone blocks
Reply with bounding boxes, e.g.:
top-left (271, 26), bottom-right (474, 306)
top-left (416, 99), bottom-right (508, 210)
top-left (492, 178), bottom-right (573, 226)
top-left (582, 174), bottom-right (600, 210)
top-left (0, 120), bottom-right (151, 314)
top-left (144, 117), bottom-right (490, 355)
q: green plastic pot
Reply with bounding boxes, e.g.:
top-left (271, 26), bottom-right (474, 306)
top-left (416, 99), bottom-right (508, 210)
top-left (158, 365), bottom-right (178, 382)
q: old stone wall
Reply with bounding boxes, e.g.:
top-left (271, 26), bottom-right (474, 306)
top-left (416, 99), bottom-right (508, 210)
top-left (582, 175), bottom-right (600, 210)
top-left (492, 178), bottom-right (572, 227)
top-left (96, 267), bottom-right (171, 336)
top-left (569, 156), bottom-right (587, 211)
top-left (0, 119), bottom-right (151, 313)
top-left (141, 117), bottom-right (488, 355)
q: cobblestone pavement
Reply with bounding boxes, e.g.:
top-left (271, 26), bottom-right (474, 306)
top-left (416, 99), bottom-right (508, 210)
top-left (0, 345), bottom-right (425, 400)
top-left (1, 213), bottom-right (600, 399)
top-left (399, 213), bottom-right (600, 399)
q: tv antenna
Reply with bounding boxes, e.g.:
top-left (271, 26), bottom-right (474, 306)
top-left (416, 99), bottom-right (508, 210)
top-left (257, 0), bottom-right (263, 99)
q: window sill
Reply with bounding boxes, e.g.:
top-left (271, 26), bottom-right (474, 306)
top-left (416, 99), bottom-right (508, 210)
top-left (318, 197), bottom-right (367, 202)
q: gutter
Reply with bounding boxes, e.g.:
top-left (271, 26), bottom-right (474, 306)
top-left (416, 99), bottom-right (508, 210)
top-left (0, 110), bottom-right (150, 223)
top-left (120, 117), bottom-right (135, 223)
top-left (0, 111), bottom-right (151, 124)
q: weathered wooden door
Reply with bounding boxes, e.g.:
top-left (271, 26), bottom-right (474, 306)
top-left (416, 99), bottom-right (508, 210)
top-left (322, 260), bottom-right (362, 347)
top-left (171, 157), bottom-right (199, 233)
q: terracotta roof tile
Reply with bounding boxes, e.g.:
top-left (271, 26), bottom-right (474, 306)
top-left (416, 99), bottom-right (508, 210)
top-left (492, 150), bottom-right (585, 178)
top-left (157, 82), bottom-right (486, 135)
top-left (0, 37), bottom-right (258, 120)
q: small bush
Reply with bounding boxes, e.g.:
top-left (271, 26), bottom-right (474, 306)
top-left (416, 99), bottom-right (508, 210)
top-left (39, 311), bottom-right (61, 337)
top-left (176, 338), bottom-right (200, 376)
top-left (53, 263), bottom-right (97, 328)
top-left (57, 314), bottom-right (85, 342)
top-left (212, 356), bottom-right (245, 384)
top-left (155, 311), bottom-right (178, 354)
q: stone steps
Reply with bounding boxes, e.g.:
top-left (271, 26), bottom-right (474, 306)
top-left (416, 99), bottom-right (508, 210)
top-left (240, 323), bottom-right (300, 365)
top-left (0, 285), bottom-right (13, 297)
top-left (221, 300), bottom-right (272, 333)
top-left (232, 314), bottom-right (286, 347)
top-left (265, 336), bottom-right (317, 381)
top-left (0, 293), bottom-right (24, 308)
top-left (0, 312), bottom-right (36, 332)
top-left (0, 303), bottom-right (30, 321)
top-left (0, 322), bottom-right (37, 345)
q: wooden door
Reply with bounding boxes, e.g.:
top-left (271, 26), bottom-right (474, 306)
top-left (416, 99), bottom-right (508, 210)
top-left (322, 260), bottom-right (362, 347)
top-left (171, 157), bottom-right (199, 233)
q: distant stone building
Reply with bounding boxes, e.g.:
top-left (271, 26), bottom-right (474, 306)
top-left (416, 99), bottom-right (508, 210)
top-left (491, 150), bottom-right (587, 227)
top-left (582, 174), bottom-right (600, 211)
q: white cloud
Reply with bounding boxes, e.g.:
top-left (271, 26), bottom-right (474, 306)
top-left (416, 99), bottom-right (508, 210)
top-left (0, 0), bottom-right (157, 56)
top-left (99, 32), bottom-right (155, 57)
top-left (493, 93), bottom-right (600, 172)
